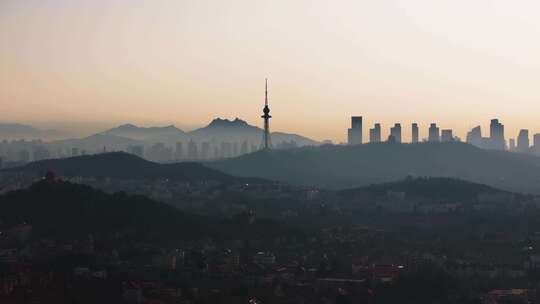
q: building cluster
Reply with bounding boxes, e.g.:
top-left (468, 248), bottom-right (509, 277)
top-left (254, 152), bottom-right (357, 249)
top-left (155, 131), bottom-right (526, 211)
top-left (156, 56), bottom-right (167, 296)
top-left (0, 138), bottom-right (298, 168)
top-left (347, 116), bottom-right (459, 145)
top-left (3, 214), bottom-right (540, 303)
top-left (346, 116), bottom-right (540, 155)
top-left (129, 140), bottom-right (263, 163)
top-left (466, 119), bottom-right (540, 154)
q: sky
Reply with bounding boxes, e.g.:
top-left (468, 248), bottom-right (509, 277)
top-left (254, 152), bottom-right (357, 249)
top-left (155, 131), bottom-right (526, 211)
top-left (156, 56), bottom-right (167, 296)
top-left (1, 0), bottom-right (540, 142)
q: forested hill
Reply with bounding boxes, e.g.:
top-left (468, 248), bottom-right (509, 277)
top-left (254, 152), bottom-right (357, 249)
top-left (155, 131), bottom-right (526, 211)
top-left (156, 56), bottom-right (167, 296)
top-left (339, 177), bottom-right (509, 201)
top-left (209, 142), bottom-right (540, 194)
top-left (3, 152), bottom-right (263, 184)
top-left (0, 180), bottom-right (298, 243)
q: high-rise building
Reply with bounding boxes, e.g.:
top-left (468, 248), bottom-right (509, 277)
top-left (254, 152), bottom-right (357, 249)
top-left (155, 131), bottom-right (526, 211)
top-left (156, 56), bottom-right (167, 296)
top-left (240, 141), bottom-right (249, 155)
top-left (489, 119), bottom-right (505, 150)
top-left (509, 139), bottom-right (516, 151)
top-left (369, 123), bottom-right (381, 143)
top-left (147, 143), bottom-right (172, 162)
top-left (233, 142), bottom-right (239, 157)
top-left (221, 142), bottom-right (233, 158)
top-left (201, 142), bottom-right (211, 159)
top-left (428, 123), bottom-right (440, 142)
top-left (441, 129), bottom-right (453, 142)
top-left (533, 134), bottom-right (540, 156)
top-left (187, 140), bottom-right (198, 160)
top-left (33, 146), bottom-right (50, 161)
top-left (411, 123), bottom-right (419, 144)
top-left (466, 126), bottom-right (482, 147)
top-left (517, 129), bottom-right (529, 153)
top-left (390, 123), bottom-right (402, 143)
top-left (175, 142), bottom-right (183, 160)
top-left (347, 116), bottom-right (363, 145)
top-left (18, 149), bottom-right (30, 162)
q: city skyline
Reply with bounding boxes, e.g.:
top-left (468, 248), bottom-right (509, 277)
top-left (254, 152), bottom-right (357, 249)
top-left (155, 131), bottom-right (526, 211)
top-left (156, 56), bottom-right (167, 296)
top-left (4, 2), bottom-right (540, 302)
top-left (2, 1), bottom-right (540, 142)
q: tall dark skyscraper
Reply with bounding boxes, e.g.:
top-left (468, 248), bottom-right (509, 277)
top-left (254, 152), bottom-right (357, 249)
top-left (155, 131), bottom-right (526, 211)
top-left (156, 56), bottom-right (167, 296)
top-left (347, 116), bottom-right (363, 145)
top-left (188, 139), bottom-right (198, 159)
top-left (411, 123), bottom-right (419, 144)
top-left (534, 134), bottom-right (540, 155)
top-left (390, 123), bottom-right (402, 143)
top-left (369, 123), bottom-right (381, 143)
top-left (261, 79), bottom-right (272, 150)
top-left (466, 126), bottom-right (482, 147)
top-left (489, 119), bottom-right (505, 150)
top-left (517, 129), bottom-right (529, 153)
top-left (428, 123), bottom-right (440, 142)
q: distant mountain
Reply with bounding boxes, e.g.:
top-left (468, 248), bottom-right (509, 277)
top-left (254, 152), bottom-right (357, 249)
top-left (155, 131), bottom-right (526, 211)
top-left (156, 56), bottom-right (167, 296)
top-left (3, 151), bottom-right (263, 183)
top-left (102, 123), bottom-right (184, 141)
top-left (340, 177), bottom-right (508, 201)
top-left (68, 118), bottom-right (319, 153)
top-left (188, 117), bottom-right (319, 147)
top-left (1, 119), bottom-right (319, 160)
top-left (0, 123), bottom-right (65, 140)
top-left (208, 142), bottom-right (540, 194)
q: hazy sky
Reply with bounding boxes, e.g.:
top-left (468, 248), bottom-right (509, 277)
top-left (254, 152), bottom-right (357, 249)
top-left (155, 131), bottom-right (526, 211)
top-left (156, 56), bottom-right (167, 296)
top-left (1, 0), bottom-right (540, 142)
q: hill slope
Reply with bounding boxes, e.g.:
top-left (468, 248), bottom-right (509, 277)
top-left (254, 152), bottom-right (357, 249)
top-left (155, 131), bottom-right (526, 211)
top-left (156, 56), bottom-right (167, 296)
top-left (209, 142), bottom-right (540, 193)
top-left (0, 180), bottom-right (299, 242)
top-left (340, 177), bottom-right (507, 201)
top-left (0, 179), bottom-right (208, 241)
top-left (3, 152), bottom-right (250, 183)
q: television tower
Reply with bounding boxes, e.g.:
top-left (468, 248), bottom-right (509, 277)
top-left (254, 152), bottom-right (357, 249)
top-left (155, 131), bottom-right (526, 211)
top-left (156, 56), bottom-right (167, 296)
top-left (261, 78), bottom-right (272, 149)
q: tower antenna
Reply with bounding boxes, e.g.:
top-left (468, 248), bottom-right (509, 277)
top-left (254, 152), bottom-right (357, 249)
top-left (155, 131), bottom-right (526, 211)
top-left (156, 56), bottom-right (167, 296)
top-left (265, 78), bottom-right (268, 106)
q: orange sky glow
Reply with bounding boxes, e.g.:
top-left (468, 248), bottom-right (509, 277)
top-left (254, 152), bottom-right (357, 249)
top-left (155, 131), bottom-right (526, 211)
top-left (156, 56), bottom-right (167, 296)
top-left (1, 0), bottom-right (540, 142)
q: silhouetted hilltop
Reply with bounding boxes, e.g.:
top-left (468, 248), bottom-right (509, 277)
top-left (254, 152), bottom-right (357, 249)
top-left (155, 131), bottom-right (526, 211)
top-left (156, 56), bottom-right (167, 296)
top-left (0, 179), bottom-right (208, 241)
top-left (0, 180), bottom-right (298, 242)
top-left (340, 177), bottom-right (507, 201)
top-left (209, 142), bottom-right (540, 193)
top-left (205, 118), bottom-right (255, 129)
top-left (5, 152), bottom-right (254, 183)
top-left (102, 123), bottom-right (184, 141)
top-left (188, 117), bottom-right (319, 146)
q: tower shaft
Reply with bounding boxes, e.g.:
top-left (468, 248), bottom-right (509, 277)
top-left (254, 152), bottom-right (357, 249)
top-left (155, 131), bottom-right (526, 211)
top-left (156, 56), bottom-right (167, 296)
top-left (261, 78), bottom-right (272, 149)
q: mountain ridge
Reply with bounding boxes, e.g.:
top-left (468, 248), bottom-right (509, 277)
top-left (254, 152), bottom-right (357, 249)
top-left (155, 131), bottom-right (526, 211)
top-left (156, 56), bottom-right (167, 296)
top-left (208, 142), bottom-right (540, 194)
top-left (1, 151), bottom-right (266, 184)
top-left (0, 123), bottom-right (65, 140)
